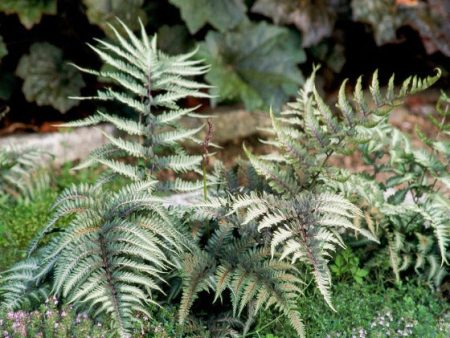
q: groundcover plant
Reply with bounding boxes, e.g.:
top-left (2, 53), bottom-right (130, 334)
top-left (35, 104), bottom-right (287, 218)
top-left (0, 20), bottom-right (447, 338)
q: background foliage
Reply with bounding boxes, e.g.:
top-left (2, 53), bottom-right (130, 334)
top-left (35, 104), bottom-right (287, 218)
top-left (0, 0), bottom-right (448, 123)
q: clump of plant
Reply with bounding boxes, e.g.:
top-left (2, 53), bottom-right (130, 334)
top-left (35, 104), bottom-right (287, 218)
top-left (330, 249), bottom-right (368, 285)
top-left (329, 89), bottom-right (449, 286)
top-left (0, 295), bottom-right (181, 337)
top-left (1, 19), bottom-right (210, 337)
top-left (0, 19), bottom-right (446, 338)
top-left (0, 113), bottom-right (50, 202)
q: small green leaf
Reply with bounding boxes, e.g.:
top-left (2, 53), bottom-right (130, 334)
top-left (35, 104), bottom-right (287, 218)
top-left (386, 173), bottom-right (414, 188)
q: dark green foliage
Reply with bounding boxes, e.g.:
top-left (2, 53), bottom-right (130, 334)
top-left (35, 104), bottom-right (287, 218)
top-left (352, 0), bottom-right (450, 56)
top-left (0, 0), bottom-right (56, 29)
top-left (82, 0), bottom-right (147, 37)
top-left (199, 21), bottom-right (306, 112)
top-left (0, 34), bottom-right (7, 62)
top-left (169, 0), bottom-right (247, 34)
top-left (16, 43), bottom-right (85, 113)
top-left (1, 17), bottom-right (448, 338)
top-left (251, 0), bottom-right (337, 47)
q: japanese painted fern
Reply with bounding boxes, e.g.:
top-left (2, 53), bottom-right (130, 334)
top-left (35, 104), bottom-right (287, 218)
top-left (64, 19), bottom-right (211, 192)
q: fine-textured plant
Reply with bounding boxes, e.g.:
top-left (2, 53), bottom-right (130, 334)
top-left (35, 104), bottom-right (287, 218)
top-left (329, 90), bottom-right (449, 286)
top-left (1, 19), bottom-right (211, 337)
top-left (0, 180), bottom-right (185, 336)
top-left (64, 19), bottom-right (211, 192)
top-left (0, 140), bottom-right (50, 202)
top-left (172, 162), bottom-right (305, 337)
top-left (1, 17), bottom-right (447, 338)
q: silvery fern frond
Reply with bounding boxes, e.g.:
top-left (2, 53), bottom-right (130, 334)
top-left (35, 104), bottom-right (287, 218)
top-left (247, 67), bottom-right (441, 198)
top-left (0, 146), bottom-right (51, 201)
top-left (1, 180), bottom-right (185, 337)
top-left (63, 19), bottom-right (211, 192)
top-left (232, 192), bottom-right (376, 312)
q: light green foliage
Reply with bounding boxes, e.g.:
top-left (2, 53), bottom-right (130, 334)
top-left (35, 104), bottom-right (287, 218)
top-left (0, 0), bottom-right (56, 29)
top-left (199, 21), bottom-right (306, 111)
top-left (251, 0), bottom-right (336, 47)
top-left (330, 249), bottom-right (368, 284)
top-left (329, 90), bottom-right (449, 286)
top-left (226, 67), bottom-right (441, 335)
top-left (0, 145), bottom-right (50, 202)
top-left (65, 19), bottom-right (210, 192)
top-left (252, 281), bottom-right (449, 337)
top-left (0, 165), bottom-right (99, 270)
top-left (169, 0), bottom-right (247, 34)
top-left (82, 0), bottom-right (147, 37)
top-left (15, 43), bottom-right (85, 113)
top-left (0, 34), bottom-right (7, 62)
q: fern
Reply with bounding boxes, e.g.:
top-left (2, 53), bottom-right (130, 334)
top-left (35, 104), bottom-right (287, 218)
top-left (0, 181), bottom-right (185, 336)
top-left (63, 19), bottom-right (211, 192)
top-left (0, 145), bottom-right (50, 201)
top-left (323, 76), bottom-right (448, 286)
top-left (178, 196), bottom-right (306, 337)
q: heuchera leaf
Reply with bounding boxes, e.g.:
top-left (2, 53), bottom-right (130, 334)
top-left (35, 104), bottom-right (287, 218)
top-left (16, 43), bottom-right (85, 113)
top-left (169, 0), bottom-right (247, 34)
top-left (157, 25), bottom-right (194, 55)
top-left (199, 21), bottom-right (306, 112)
top-left (0, 0), bottom-right (56, 29)
top-left (82, 0), bottom-right (147, 37)
top-left (352, 0), bottom-right (450, 56)
top-left (252, 0), bottom-right (337, 47)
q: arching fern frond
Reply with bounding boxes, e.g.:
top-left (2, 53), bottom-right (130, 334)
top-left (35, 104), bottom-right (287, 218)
top-left (1, 180), bottom-right (186, 337)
